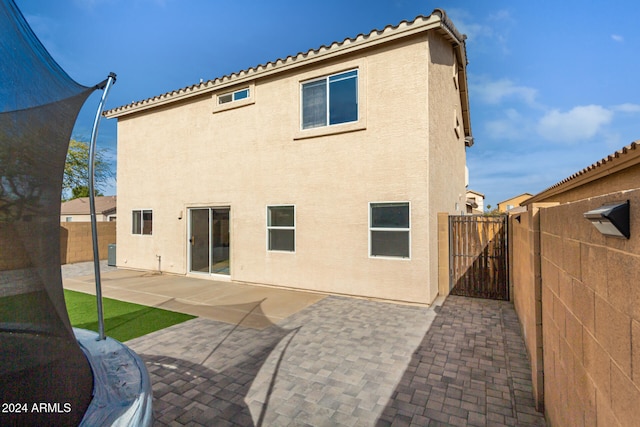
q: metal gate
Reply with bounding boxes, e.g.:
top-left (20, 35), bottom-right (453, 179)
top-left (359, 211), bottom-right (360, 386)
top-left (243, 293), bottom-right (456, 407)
top-left (449, 215), bottom-right (509, 300)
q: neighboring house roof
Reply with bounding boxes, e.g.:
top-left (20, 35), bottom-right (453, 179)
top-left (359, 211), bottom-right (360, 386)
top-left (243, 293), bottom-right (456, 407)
top-left (525, 141), bottom-right (640, 204)
top-left (497, 193), bottom-right (533, 206)
top-left (61, 196), bottom-right (117, 216)
top-left (104, 9), bottom-right (472, 144)
top-left (466, 189), bottom-right (485, 198)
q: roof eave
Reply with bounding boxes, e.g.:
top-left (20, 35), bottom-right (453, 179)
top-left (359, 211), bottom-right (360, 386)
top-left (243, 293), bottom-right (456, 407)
top-left (497, 193), bottom-right (533, 206)
top-left (429, 9), bottom-right (472, 146)
top-left (105, 10), bottom-right (461, 119)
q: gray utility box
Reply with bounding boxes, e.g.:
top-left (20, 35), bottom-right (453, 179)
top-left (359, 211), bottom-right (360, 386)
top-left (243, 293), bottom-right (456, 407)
top-left (107, 244), bottom-right (116, 266)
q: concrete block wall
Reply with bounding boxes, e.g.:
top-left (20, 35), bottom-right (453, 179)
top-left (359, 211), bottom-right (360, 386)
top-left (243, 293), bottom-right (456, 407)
top-left (539, 189), bottom-right (640, 427)
top-left (509, 204), bottom-right (557, 411)
top-left (0, 223), bottom-right (31, 270)
top-left (60, 222), bottom-right (116, 264)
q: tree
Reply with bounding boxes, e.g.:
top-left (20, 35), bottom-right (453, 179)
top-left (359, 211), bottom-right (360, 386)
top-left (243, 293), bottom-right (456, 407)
top-left (71, 185), bottom-right (103, 199)
top-left (63, 139), bottom-right (113, 200)
top-left (484, 204), bottom-right (502, 216)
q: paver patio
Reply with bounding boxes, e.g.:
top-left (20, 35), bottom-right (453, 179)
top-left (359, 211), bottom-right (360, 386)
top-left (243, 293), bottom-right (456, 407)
top-left (63, 263), bottom-right (546, 426)
top-left (127, 297), bottom-right (545, 426)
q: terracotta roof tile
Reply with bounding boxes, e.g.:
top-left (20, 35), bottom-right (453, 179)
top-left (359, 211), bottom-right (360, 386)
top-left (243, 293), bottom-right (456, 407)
top-left (526, 140), bottom-right (640, 203)
top-left (105, 9), bottom-right (465, 118)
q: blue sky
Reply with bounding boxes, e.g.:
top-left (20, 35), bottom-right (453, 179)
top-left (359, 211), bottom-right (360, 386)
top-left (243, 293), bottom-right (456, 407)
top-left (15, 0), bottom-right (640, 208)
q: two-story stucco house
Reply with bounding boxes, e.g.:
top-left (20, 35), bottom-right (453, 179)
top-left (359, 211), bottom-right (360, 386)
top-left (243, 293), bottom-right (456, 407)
top-left (105, 9), bottom-right (473, 304)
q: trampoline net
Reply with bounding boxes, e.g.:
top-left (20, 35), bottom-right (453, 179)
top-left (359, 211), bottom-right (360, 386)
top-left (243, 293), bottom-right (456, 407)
top-left (1, 0), bottom-right (98, 424)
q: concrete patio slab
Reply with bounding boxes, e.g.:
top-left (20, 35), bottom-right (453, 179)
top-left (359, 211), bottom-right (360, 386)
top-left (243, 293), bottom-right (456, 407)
top-left (63, 266), bottom-right (326, 329)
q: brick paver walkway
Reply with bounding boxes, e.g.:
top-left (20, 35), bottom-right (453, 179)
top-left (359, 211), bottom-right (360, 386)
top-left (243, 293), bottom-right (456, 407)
top-left (126, 294), bottom-right (546, 426)
top-left (377, 296), bottom-right (545, 427)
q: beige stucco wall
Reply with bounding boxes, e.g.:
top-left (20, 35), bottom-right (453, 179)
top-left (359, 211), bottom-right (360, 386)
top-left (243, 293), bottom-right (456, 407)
top-left (60, 214), bottom-right (114, 222)
top-left (427, 31), bottom-right (468, 302)
top-left (498, 194), bottom-right (532, 212)
top-left (114, 32), bottom-right (466, 304)
top-left (537, 189), bottom-right (640, 426)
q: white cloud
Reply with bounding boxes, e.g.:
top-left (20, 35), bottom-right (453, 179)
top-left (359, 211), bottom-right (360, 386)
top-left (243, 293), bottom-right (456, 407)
top-left (537, 105), bottom-right (613, 143)
top-left (446, 9), bottom-right (493, 41)
top-left (611, 34), bottom-right (624, 42)
top-left (471, 78), bottom-right (538, 106)
top-left (485, 108), bottom-right (531, 140)
top-left (612, 103), bottom-right (640, 113)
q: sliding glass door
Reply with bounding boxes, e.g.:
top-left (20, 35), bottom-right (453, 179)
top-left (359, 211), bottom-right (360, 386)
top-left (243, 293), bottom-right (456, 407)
top-left (189, 207), bottom-right (230, 275)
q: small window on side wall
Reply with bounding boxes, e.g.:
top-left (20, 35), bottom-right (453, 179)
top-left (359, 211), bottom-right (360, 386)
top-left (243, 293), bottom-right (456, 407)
top-left (267, 205), bottom-right (295, 252)
top-left (132, 210), bottom-right (152, 235)
top-left (370, 202), bottom-right (410, 258)
top-left (218, 88), bottom-right (249, 105)
top-left (453, 54), bottom-right (459, 89)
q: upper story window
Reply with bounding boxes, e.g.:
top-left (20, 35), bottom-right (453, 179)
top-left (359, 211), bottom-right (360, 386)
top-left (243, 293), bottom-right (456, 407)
top-left (218, 88), bottom-right (249, 105)
top-left (301, 69), bottom-right (358, 130)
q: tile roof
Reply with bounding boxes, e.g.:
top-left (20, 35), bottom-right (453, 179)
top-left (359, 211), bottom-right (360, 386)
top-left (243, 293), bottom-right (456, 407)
top-left (60, 196), bottom-right (117, 215)
top-left (526, 140), bottom-right (640, 203)
top-left (104, 9), bottom-right (467, 120)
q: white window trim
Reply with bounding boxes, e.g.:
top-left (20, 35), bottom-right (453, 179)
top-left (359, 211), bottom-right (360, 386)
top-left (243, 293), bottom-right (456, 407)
top-left (294, 58), bottom-right (367, 140)
top-left (219, 88), bottom-right (249, 105)
top-left (212, 82), bottom-right (255, 114)
top-left (266, 205), bottom-right (296, 253)
top-left (300, 69), bottom-right (358, 131)
top-left (132, 209), bottom-right (153, 236)
top-left (368, 201), bottom-right (411, 260)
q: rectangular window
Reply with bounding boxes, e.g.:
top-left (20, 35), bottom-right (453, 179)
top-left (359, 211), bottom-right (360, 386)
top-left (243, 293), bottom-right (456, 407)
top-left (132, 210), bottom-right (153, 235)
top-left (218, 88), bottom-right (250, 105)
top-left (267, 205), bottom-right (295, 252)
top-left (302, 69), bottom-right (358, 129)
top-left (370, 202), bottom-right (410, 258)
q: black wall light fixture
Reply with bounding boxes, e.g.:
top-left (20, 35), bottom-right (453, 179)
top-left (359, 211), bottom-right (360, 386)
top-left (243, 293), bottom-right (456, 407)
top-left (583, 200), bottom-right (630, 239)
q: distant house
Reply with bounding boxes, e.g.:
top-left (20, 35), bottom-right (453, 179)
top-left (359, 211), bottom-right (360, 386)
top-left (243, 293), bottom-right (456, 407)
top-left (465, 189), bottom-right (484, 214)
top-left (497, 193), bottom-right (532, 212)
top-left (60, 196), bottom-right (117, 222)
top-left (104, 9), bottom-right (473, 304)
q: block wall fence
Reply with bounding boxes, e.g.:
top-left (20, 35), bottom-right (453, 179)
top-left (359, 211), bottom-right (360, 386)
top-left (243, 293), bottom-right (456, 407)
top-left (510, 189), bottom-right (640, 426)
top-left (60, 222), bottom-right (116, 265)
top-left (0, 222), bottom-right (115, 270)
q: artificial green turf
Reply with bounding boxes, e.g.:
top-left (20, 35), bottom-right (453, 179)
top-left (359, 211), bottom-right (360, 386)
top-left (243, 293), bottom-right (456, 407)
top-left (64, 289), bottom-right (196, 342)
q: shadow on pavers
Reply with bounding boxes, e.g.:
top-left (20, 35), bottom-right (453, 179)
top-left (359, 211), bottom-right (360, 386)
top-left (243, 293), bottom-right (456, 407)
top-left (141, 299), bottom-right (299, 426)
top-left (376, 295), bottom-right (546, 427)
